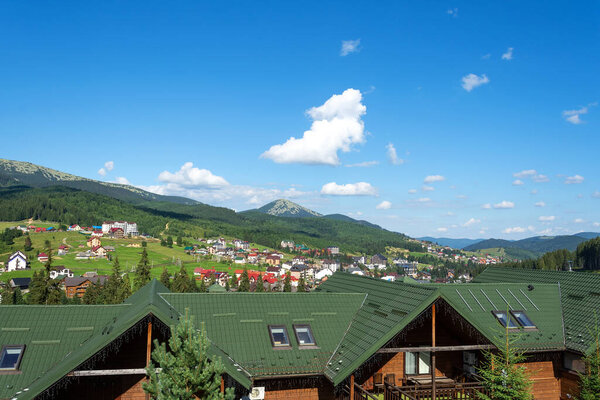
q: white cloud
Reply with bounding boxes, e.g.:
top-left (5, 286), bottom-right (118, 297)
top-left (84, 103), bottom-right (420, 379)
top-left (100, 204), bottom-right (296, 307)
top-left (104, 161), bottom-right (114, 171)
top-left (593, 222), bottom-right (600, 227)
top-left (512, 179), bottom-right (524, 186)
top-left (114, 177), bottom-right (130, 185)
top-left (535, 201), bottom-right (546, 207)
top-left (539, 216), bottom-right (555, 222)
top-left (340, 39), bottom-right (360, 56)
top-left (563, 103), bottom-right (596, 124)
top-left (158, 162), bottom-right (229, 187)
top-left (574, 218), bottom-right (585, 223)
top-left (513, 169), bottom-right (537, 178)
top-left (422, 185), bottom-right (435, 192)
top-left (456, 194), bottom-right (468, 199)
top-left (461, 74), bottom-right (489, 92)
top-left (424, 175), bottom-right (445, 184)
top-left (593, 191), bottom-right (600, 198)
top-left (345, 161), bottom-right (379, 167)
top-left (261, 89), bottom-right (366, 165)
top-left (531, 189), bottom-right (538, 194)
top-left (408, 189), bottom-right (417, 194)
top-left (437, 227), bottom-right (448, 232)
top-left (565, 175), bottom-right (584, 184)
top-left (376, 200), bottom-right (392, 210)
top-left (481, 53), bottom-right (491, 60)
top-left (417, 197), bottom-right (431, 203)
top-left (321, 182), bottom-right (377, 196)
top-left (493, 200), bottom-right (515, 209)
top-left (386, 143), bottom-right (404, 165)
top-left (503, 226), bottom-right (526, 234)
top-left (532, 174), bottom-right (549, 182)
top-left (501, 47), bottom-right (514, 60)
top-left (481, 203), bottom-right (492, 209)
top-left (463, 218), bottom-right (481, 227)
top-left (447, 8), bottom-right (458, 17)
top-left (98, 168), bottom-right (106, 177)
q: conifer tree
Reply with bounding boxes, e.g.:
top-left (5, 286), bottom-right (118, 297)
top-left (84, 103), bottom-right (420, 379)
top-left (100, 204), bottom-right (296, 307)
top-left (255, 274), bottom-right (264, 292)
top-left (12, 287), bottom-right (25, 305)
top-left (238, 269), bottom-right (250, 292)
top-left (579, 319), bottom-right (600, 400)
top-left (82, 282), bottom-right (103, 304)
top-left (198, 279), bottom-right (207, 293)
top-left (159, 267), bottom-right (171, 289)
top-left (134, 248), bottom-right (151, 290)
top-left (166, 236), bottom-right (173, 248)
top-left (143, 309), bottom-right (234, 400)
top-left (283, 272), bottom-right (292, 292)
top-left (120, 274), bottom-right (132, 300)
top-left (104, 257), bottom-right (127, 304)
top-left (298, 276), bottom-right (306, 292)
top-left (24, 235), bottom-right (33, 252)
top-left (172, 265), bottom-right (190, 293)
top-left (28, 270), bottom-right (49, 304)
top-left (477, 309), bottom-right (533, 400)
top-left (225, 280), bottom-right (230, 291)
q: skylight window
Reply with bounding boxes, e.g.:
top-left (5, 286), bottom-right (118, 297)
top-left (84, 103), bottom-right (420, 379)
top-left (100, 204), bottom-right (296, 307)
top-left (0, 345), bottom-right (25, 370)
top-left (511, 311), bottom-right (536, 329)
top-left (492, 311), bottom-right (518, 328)
top-left (294, 325), bottom-right (316, 346)
top-left (268, 326), bottom-right (290, 347)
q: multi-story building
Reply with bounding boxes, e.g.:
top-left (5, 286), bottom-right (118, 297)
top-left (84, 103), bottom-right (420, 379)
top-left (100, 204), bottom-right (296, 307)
top-left (101, 221), bottom-right (139, 236)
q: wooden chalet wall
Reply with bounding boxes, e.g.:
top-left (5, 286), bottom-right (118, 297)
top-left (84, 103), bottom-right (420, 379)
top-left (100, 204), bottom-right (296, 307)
top-left (256, 377), bottom-right (335, 400)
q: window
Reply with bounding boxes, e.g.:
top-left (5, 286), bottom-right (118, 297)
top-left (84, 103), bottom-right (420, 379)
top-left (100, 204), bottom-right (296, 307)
top-left (511, 311), bottom-right (536, 329)
top-left (405, 352), bottom-right (431, 375)
top-left (0, 345), bottom-right (25, 371)
top-left (268, 325), bottom-right (290, 347)
top-left (492, 311), bottom-right (518, 328)
top-left (293, 325), bottom-right (316, 346)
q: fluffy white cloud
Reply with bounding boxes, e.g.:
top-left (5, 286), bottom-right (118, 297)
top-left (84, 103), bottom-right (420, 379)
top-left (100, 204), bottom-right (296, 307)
top-left (493, 200), bottom-right (515, 209)
top-left (408, 189), bottom-right (417, 194)
top-left (565, 175), bottom-right (584, 184)
top-left (447, 8), bottom-right (458, 17)
top-left (104, 161), bottom-right (114, 171)
top-left (539, 216), bottom-right (555, 222)
top-left (321, 182), bottom-right (377, 196)
top-left (463, 218), bottom-right (481, 227)
top-left (593, 222), bottom-right (600, 227)
top-left (531, 189), bottom-right (538, 194)
top-left (512, 179), bottom-right (524, 186)
top-left (437, 227), bottom-right (448, 232)
top-left (345, 161), bottom-right (379, 167)
top-left (513, 169), bottom-right (537, 178)
top-left (424, 175), bottom-right (445, 184)
top-left (422, 185), bottom-right (435, 192)
top-left (340, 39), bottom-right (360, 56)
top-left (261, 89), bottom-right (366, 165)
top-left (481, 203), bottom-right (492, 209)
top-left (115, 177), bottom-right (130, 185)
top-left (501, 47), bottom-right (514, 60)
top-left (386, 143), bottom-right (404, 165)
top-left (98, 168), bottom-right (106, 177)
top-left (461, 74), bottom-right (489, 92)
top-left (417, 197), bottom-right (431, 203)
top-left (563, 103), bottom-right (595, 124)
top-left (532, 174), bottom-right (549, 182)
top-left (376, 200), bottom-right (392, 210)
top-left (503, 226), bottom-right (526, 234)
top-left (535, 201), bottom-right (546, 207)
top-left (574, 218), bottom-right (585, 223)
top-left (158, 162), bottom-right (229, 187)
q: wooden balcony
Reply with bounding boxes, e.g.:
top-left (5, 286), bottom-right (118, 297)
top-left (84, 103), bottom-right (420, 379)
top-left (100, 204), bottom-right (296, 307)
top-left (383, 381), bottom-right (490, 400)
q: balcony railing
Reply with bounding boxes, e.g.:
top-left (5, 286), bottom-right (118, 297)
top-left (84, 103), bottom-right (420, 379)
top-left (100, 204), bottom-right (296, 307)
top-left (383, 381), bottom-right (490, 400)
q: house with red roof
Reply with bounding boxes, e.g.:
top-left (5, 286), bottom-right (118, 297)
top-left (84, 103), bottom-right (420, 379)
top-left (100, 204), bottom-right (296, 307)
top-left (37, 252), bottom-right (49, 262)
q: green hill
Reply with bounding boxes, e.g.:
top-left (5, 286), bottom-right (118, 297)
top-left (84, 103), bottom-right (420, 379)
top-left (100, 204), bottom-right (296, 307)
top-left (251, 199), bottom-right (322, 218)
top-left (464, 234), bottom-right (596, 259)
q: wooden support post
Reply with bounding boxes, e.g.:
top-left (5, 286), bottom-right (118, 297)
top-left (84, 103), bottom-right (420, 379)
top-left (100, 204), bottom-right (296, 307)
top-left (350, 374), bottom-right (355, 399)
top-left (221, 376), bottom-right (224, 393)
top-left (432, 303), bottom-right (436, 400)
top-left (146, 321), bottom-right (152, 400)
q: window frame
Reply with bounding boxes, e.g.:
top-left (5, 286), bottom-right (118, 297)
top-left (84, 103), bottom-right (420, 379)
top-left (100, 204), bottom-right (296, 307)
top-left (0, 345), bottom-right (25, 372)
top-left (293, 324), bottom-right (317, 347)
top-left (404, 351), bottom-right (431, 375)
top-left (510, 310), bottom-right (537, 330)
top-left (268, 325), bottom-right (291, 349)
top-left (491, 310), bottom-right (519, 329)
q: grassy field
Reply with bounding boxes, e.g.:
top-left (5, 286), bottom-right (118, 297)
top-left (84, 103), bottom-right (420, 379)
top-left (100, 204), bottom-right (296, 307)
top-left (0, 225), bottom-right (269, 283)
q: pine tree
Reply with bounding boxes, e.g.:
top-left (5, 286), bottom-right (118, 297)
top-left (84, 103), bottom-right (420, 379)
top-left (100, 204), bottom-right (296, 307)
top-left (198, 279), bottom-right (207, 293)
top-left (12, 287), bottom-right (25, 305)
top-left (172, 265), bottom-right (190, 293)
top-left (119, 274), bottom-right (132, 300)
top-left (255, 274), bottom-right (264, 292)
top-left (229, 274), bottom-right (237, 290)
top-left (28, 270), bottom-right (49, 305)
top-left (104, 257), bottom-right (126, 304)
top-left (134, 248), bottom-right (151, 290)
top-left (238, 269), bottom-right (250, 292)
top-left (82, 283), bottom-right (103, 304)
top-left (166, 236), bottom-right (173, 248)
top-left (24, 235), bottom-right (33, 252)
top-left (579, 319), bottom-right (600, 400)
top-left (283, 272), bottom-right (292, 292)
top-left (177, 236), bottom-right (183, 246)
top-left (298, 276), bottom-right (306, 292)
top-left (225, 280), bottom-right (230, 292)
top-left (143, 309), bottom-right (234, 400)
top-left (477, 310), bottom-right (533, 400)
top-left (159, 267), bottom-right (171, 289)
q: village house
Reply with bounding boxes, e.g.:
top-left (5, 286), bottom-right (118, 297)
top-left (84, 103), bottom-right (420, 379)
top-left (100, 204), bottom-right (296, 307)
top-left (327, 246), bottom-right (340, 255)
top-left (322, 259), bottom-right (340, 272)
top-left (62, 275), bottom-right (109, 298)
top-left (49, 266), bottom-right (74, 280)
top-left (57, 244), bottom-right (69, 255)
top-left (92, 245), bottom-right (107, 258)
top-left (6, 251), bottom-right (28, 271)
top-left (37, 252), bottom-right (49, 263)
top-left (101, 221), bottom-right (139, 236)
top-left (265, 255), bottom-right (281, 266)
top-left (109, 227), bottom-right (125, 239)
top-left (87, 236), bottom-right (102, 248)
top-left (1, 268), bottom-right (595, 399)
top-left (9, 277), bottom-right (31, 293)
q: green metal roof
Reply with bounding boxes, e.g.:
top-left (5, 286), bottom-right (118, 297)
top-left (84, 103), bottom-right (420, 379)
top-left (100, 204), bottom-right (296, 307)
top-left (474, 266), bottom-right (600, 354)
top-left (159, 292), bottom-right (366, 383)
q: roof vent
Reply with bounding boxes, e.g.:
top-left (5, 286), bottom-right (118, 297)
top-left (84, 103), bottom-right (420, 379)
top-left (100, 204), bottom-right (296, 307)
top-left (527, 285), bottom-right (534, 291)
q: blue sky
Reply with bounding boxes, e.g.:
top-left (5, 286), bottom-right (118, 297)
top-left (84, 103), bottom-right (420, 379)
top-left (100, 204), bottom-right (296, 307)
top-left (1, 1), bottom-right (599, 239)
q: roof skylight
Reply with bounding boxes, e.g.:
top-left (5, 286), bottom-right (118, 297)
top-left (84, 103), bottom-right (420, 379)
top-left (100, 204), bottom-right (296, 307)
top-left (0, 345), bottom-right (25, 370)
